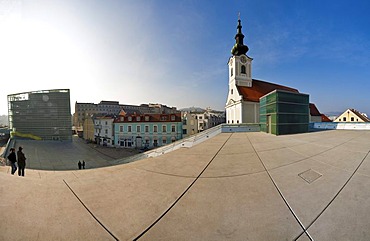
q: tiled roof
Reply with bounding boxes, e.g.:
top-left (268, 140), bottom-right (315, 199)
top-left (321, 114), bottom-right (332, 122)
top-left (114, 113), bottom-right (182, 123)
top-left (236, 79), bottom-right (299, 102)
top-left (350, 109), bottom-right (370, 122)
top-left (309, 103), bottom-right (321, 116)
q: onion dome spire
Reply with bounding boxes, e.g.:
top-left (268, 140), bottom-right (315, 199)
top-left (231, 13), bottom-right (249, 56)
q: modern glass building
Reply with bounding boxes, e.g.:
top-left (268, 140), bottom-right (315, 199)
top-left (7, 89), bottom-right (72, 141)
top-left (260, 90), bottom-right (309, 135)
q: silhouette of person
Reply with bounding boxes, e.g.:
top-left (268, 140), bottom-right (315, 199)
top-left (78, 161), bottom-right (82, 170)
top-left (7, 148), bottom-right (17, 175)
top-left (82, 160), bottom-right (85, 169)
top-left (17, 146), bottom-right (26, 177)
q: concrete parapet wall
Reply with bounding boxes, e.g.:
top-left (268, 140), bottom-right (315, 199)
top-left (221, 123), bottom-right (261, 133)
top-left (312, 122), bottom-right (370, 130)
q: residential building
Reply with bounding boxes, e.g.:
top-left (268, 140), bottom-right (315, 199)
top-left (333, 109), bottom-right (370, 122)
top-left (114, 113), bottom-right (182, 148)
top-left (181, 112), bottom-right (198, 138)
top-left (181, 108), bottom-right (225, 138)
top-left (83, 114), bottom-right (95, 142)
top-left (7, 89), bottom-right (72, 141)
top-left (94, 115), bottom-right (115, 146)
top-left (74, 101), bottom-right (178, 130)
top-left (309, 103), bottom-right (322, 122)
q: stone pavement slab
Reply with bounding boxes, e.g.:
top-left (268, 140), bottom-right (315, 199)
top-left (1, 130), bottom-right (370, 240)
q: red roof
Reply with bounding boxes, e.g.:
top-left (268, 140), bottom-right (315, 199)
top-left (309, 103), bottom-right (321, 116)
top-left (236, 79), bottom-right (299, 102)
top-left (321, 114), bottom-right (331, 122)
top-left (114, 113), bottom-right (182, 123)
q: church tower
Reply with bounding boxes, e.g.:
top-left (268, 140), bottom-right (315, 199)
top-left (229, 17), bottom-right (253, 88)
top-left (226, 16), bottom-right (255, 124)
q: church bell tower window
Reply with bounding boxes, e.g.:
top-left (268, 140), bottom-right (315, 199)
top-left (241, 65), bottom-right (246, 74)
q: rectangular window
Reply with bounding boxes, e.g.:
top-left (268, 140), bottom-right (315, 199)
top-left (128, 126), bottom-right (132, 132)
top-left (343, 117), bottom-right (347, 121)
top-left (171, 115), bottom-right (175, 121)
top-left (171, 125), bottom-right (176, 132)
top-left (128, 116), bottom-right (132, 121)
top-left (145, 125), bottom-right (149, 133)
top-left (162, 125), bottom-right (167, 133)
top-left (183, 129), bottom-right (187, 134)
top-left (136, 125), bottom-right (141, 132)
top-left (136, 116), bottom-right (141, 121)
top-left (163, 138), bottom-right (167, 144)
top-left (105, 129), bottom-right (108, 134)
top-left (154, 125), bottom-right (158, 132)
top-left (182, 119), bottom-right (187, 125)
top-left (351, 117), bottom-right (354, 122)
top-left (120, 126), bottom-right (123, 132)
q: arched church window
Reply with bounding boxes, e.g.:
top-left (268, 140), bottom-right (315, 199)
top-left (231, 68), bottom-right (233, 77)
top-left (231, 89), bottom-right (233, 94)
top-left (241, 65), bottom-right (246, 74)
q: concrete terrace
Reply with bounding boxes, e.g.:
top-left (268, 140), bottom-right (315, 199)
top-left (1, 130), bottom-right (370, 240)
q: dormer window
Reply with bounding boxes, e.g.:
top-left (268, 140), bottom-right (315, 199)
top-left (136, 116), bottom-right (141, 121)
top-left (128, 116), bottom-right (132, 121)
top-left (145, 116), bottom-right (149, 121)
top-left (241, 65), bottom-right (246, 74)
top-left (171, 115), bottom-right (175, 121)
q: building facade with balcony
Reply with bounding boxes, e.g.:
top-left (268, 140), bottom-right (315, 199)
top-left (114, 113), bottom-right (182, 149)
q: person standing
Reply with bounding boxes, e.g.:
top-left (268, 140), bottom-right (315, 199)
top-left (78, 161), bottom-right (82, 170)
top-left (7, 148), bottom-right (17, 175)
top-left (82, 160), bottom-right (85, 169)
top-left (17, 146), bottom-right (26, 177)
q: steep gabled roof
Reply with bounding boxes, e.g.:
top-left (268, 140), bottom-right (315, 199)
top-left (309, 103), bottom-right (321, 116)
top-left (236, 79), bottom-right (299, 102)
top-left (350, 109), bottom-right (370, 122)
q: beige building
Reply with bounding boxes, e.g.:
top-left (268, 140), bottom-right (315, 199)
top-left (333, 109), bottom-right (370, 122)
top-left (82, 115), bottom-right (95, 142)
top-left (181, 112), bottom-right (199, 138)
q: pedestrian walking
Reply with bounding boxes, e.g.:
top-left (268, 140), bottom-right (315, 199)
top-left (17, 146), bottom-right (26, 177)
top-left (7, 148), bottom-right (17, 175)
top-left (82, 160), bottom-right (85, 169)
top-left (78, 160), bottom-right (82, 170)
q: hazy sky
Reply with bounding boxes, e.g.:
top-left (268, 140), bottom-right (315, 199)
top-left (1, 0), bottom-right (369, 116)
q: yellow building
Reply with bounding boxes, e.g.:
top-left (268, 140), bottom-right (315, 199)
top-left (333, 109), bottom-right (370, 122)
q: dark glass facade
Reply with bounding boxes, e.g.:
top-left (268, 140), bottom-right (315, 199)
top-left (260, 90), bottom-right (309, 135)
top-left (8, 89), bottom-right (72, 141)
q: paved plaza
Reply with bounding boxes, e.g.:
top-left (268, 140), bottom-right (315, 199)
top-left (1, 130), bottom-right (370, 240)
top-left (8, 136), bottom-right (140, 170)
